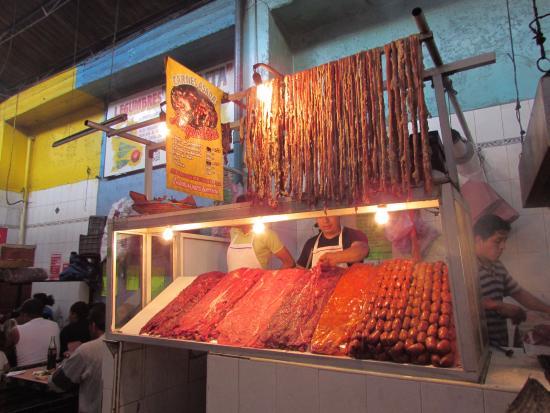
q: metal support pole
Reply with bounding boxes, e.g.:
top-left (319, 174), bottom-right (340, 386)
top-left (144, 147), bottom-right (154, 200)
top-left (413, 7), bottom-right (478, 144)
top-left (432, 74), bottom-right (459, 186)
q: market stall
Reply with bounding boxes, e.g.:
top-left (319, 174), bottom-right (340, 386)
top-left (98, 7), bottom-right (547, 413)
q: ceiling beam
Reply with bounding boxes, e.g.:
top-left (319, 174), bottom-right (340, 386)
top-left (0, 0), bottom-right (72, 47)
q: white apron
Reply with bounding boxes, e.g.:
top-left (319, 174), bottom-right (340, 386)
top-left (309, 229), bottom-right (347, 268)
top-left (227, 233), bottom-right (262, 272)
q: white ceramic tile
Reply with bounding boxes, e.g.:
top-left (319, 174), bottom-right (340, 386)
top-left (506, 143), bottom-right (522, 181)
top-left (206, 354), bottom-right (238, 413)
top-left (5, 207), bottom-right (21, 227)
top-left (489, 180), bottom-right (513, 210)
top-left (513, 214), bottom-right (547, 254)
top-left (142, 387), bottom-right (187, 413)
top-left (474, 106), bottom-right (504, 143)
top-left (102, 343), bottom-right (114, 390)
top-left (480, 146), bottom-right (509, 182)
top-left (513, 252), bottom-right (550, 300)
top-left (483, 389), bottom-right (517, 413)
top-left (319, 370), bottom-right (366, 413)
top-left (119, 348), bottom-right (144, 405)
top-left (500, 102), bottom-right (531, 139)
top-left (144, 346), bottom-right (188, 395)
top-left (421, 382), bottom-right (483, 413)
top-left (427, 116), bottom-right (440, 133)
top-left (238, 359), bottom-right (276, 413)
top-left (366, 375), bottom-right (421, 413)
top-left (276, 364), bottom-right (318, 413)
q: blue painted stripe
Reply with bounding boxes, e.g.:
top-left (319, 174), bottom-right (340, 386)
top-left (76, 0), bottom-right (235, 89)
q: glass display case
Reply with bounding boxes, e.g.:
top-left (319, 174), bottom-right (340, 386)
top-left (106, 183), bottom-right (488, 382)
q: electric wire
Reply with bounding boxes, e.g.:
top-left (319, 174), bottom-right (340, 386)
top-left (505, 0), bottom-right (526, 143)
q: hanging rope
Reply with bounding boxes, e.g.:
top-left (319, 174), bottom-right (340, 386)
top-left (505, 0), bottom-right (526, 143)
top-left (529, 0), bottom-right (550, 73)
top-left (5, 93), bottom-right (24, 205)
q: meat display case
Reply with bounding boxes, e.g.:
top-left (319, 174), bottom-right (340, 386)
top-left (105, 182), bottom-right (489, 383)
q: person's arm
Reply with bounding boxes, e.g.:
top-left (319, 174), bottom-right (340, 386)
top-left (6, 326), bottom-right (19, 347)
top-left (274, 246), bottom-right (295, 268)
top-left (482, 297), bottom-right (526, 324)
top-left (48, 349), bottom-right (84, 392)
top-left (318, 240), bottom-right (369, 267)
top-left (510, 289), bottom-right (550, 313)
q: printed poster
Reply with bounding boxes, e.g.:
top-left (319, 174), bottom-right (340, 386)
top-left (165, 57), bottom-right (224, 200)
top-left (103, 62), bottom-right (234, 178)
top-left (104, 87), bottom-right (166, 177)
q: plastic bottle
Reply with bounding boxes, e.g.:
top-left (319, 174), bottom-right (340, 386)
top-left (47, 336), bottom-right (57, 370)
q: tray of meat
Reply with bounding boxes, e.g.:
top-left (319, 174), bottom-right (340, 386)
top-left (524, 324), bottom-right (550, 356)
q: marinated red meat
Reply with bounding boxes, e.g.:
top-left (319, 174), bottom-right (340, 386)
top-left (261, 266), bottom-right (344, 351)
top-left (171, 267), bottom-right (264, 340)
top-left (140, 270), bottom-right (225, 336)
top-left (216, 268), bottom-right (308, 347)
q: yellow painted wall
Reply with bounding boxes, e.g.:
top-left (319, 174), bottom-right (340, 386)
top-left (29, 106), bottom-right (104, 191)
top-left (0, 123), bottom-right (28, 192)
top-left (0, 66), bottom-right (105, 192)
top-left (1, 69), bottom-right (76, 121)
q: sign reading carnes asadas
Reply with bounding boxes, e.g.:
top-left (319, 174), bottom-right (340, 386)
top-left (103, 62), bottom-right (234, 178)
top-left (165, 57), bottom-right (224, 200)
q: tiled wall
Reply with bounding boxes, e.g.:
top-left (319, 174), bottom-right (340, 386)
top-left (207, 354), bottom-right (517, 413)
top-left (25, 179), bottom-right (98, 272)
top-left (427, 99), bottom-right (550, 305)
top-left (102, 343), bottom-right (205, 413)
top-left (0, 190), bottom-right (23, 244)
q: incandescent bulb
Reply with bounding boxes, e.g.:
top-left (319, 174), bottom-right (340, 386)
top-left (252, 221), bottom-right (265, 234)
top-left (162, 227), bottom-right (174, 241)
top-left (374, 206), bottom-right (389, 225)
top-left (159, 122), bottom-right (169, 138)
top-left (256, 83), bottom-right (273, 106)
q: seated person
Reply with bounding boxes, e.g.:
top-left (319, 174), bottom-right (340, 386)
top-left (50, 303), bottom-right (105, 413)
top-left (60, 301), bottom-right (91, 357)
top-left (33, 293), bottom-right (55, 320)
top-left (8, 298), bottom-right (60, 366)
top-left (227, 196), bottom-right (295, 271)
top-left (297, 216), bottom-right (369, 269)
top-left (474, 214), bottom-right (550, 346)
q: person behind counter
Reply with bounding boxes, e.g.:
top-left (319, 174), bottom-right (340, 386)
top-left (226, 195), bottom-right (295, 271)
top-left (297, 216), bottom-right (369, 269)
top-left (474, 214), bottom-right (550, 346)
top-left (8, 298), bottom-right (60, 366)
top-left (49, 302), bottom-right (105, 413)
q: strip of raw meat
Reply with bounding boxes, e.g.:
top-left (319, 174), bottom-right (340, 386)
top-left (261, 266), bottom-right (344, 351)
top-left (139, 271), bottom-right (225, 336)
top-left (171, 267), bottom-right (265, 340)
top-left (216, 268), bottom-right (309, 347)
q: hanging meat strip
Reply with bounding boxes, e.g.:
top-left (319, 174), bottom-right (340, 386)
top-left (243, 34), bottom-right (432, 205)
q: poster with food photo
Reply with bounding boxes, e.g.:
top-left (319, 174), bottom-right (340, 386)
top-left (165, 57), bottom-right (224, 200)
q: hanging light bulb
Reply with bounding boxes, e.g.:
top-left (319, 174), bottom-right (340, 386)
top-left (256, 83), bottom-right (273, 106)
top-left (159, 122), bottom-right (169, 138)
top-left (162, 227), bottom-right (174, 241)
top-left (374, 205), bottom-right (389, 225)
top-left (252, 221), bottom-right (266, 234)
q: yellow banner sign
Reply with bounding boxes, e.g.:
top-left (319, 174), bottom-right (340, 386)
top-left (165, 57), bottom-right (224, 200)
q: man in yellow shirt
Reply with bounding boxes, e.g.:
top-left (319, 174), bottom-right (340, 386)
top-left (227, 225), bottom-right (295, 271)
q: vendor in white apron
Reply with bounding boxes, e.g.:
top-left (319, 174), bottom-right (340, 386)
top-left (227, 224), bottom-right (295, 272)
top-left (297, 216), bottom-right (370, 269)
